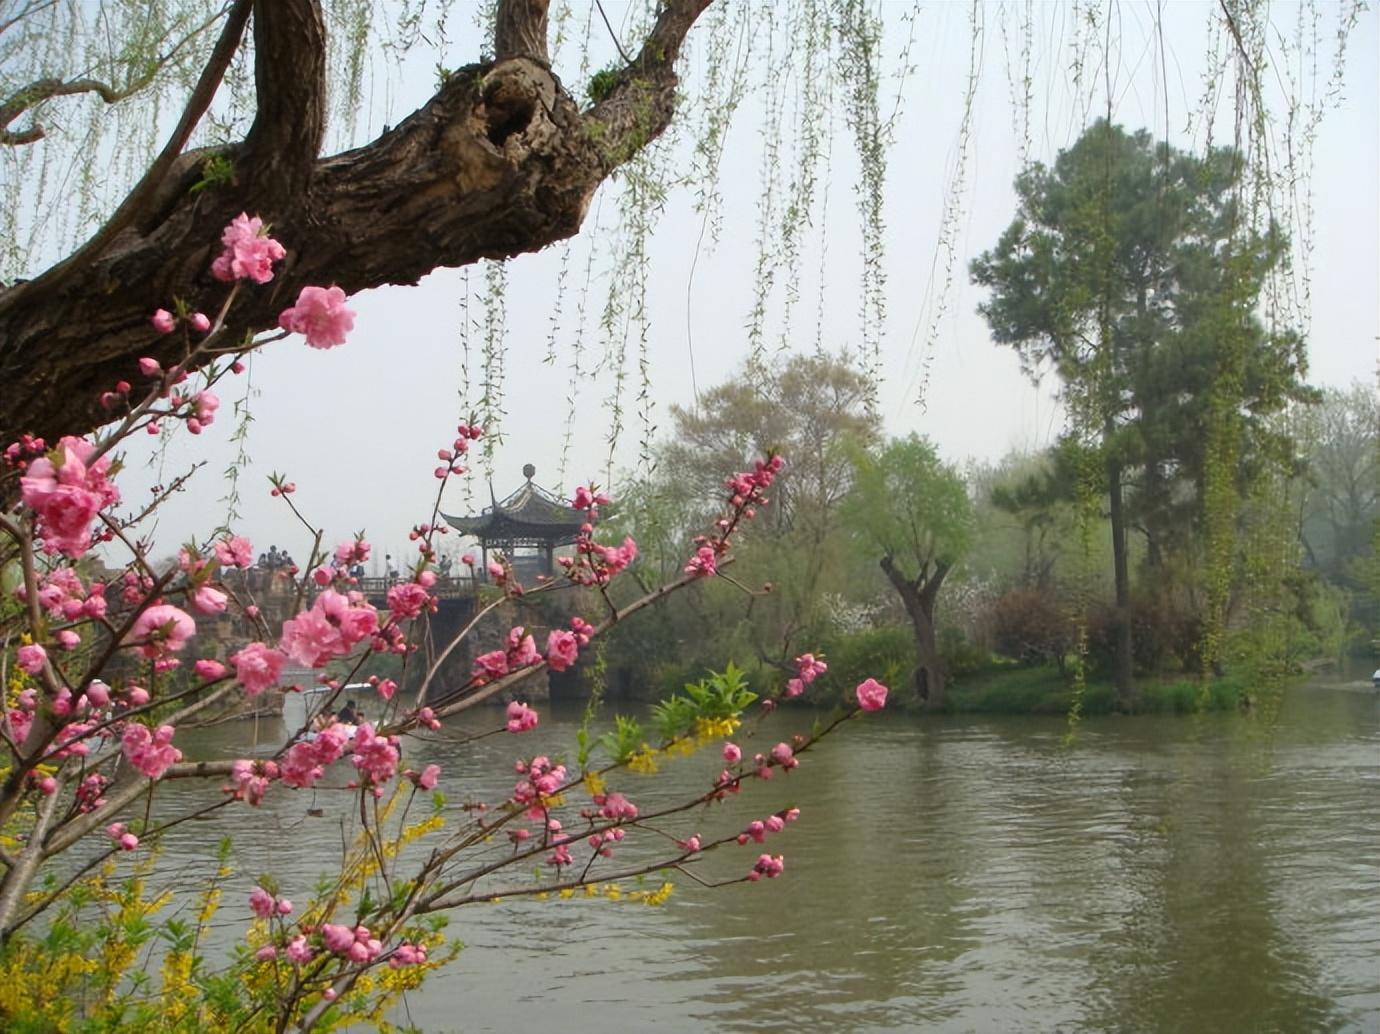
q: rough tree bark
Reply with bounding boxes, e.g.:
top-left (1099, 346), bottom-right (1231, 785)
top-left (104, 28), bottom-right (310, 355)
top-left (0, 0), bottom-right (713, 446)
top-left (880, 554), bottom-right (951, 709)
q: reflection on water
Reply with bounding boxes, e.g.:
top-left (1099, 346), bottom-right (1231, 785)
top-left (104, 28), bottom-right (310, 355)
top-left (145, 684), bottom-right (1379, 1032)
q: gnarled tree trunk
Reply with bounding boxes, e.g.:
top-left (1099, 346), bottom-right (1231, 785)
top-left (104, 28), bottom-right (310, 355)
top-left (880, 554), bottom-right (951, 709)
top-left (0, 0), bottom-right (712, 446)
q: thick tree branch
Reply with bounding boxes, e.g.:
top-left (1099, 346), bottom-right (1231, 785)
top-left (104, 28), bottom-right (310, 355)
top-left (242, 0), bottom-right (327, 198)
top-left (0, 76), bottom-right (141, 145)
top-left (494, 0), bottom-right (550, 63)
top-left (0, 0), bottom-right (714, 446)
top-left (0, 0), bottom-right (253, 321)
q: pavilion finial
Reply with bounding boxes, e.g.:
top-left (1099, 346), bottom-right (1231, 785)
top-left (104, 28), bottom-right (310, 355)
top-left (522, 463), bottom-right (536, 481)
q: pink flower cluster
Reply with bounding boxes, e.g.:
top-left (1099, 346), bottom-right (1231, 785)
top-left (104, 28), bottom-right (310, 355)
top-left (594, 791), bottom-right (639, 821)
top-left (22, 565), bottom-right (107, 621)
top-left (855, 677), bottom-right (888, 712)
top-left (279, 589), bottom-right (379, 668)
top-left (106, 822), bottom-right (139, 852)
top-left (121, 723), bottom-right (183, 780)
top-left (215, 535), bottom-right (255, 568)
top-left (129, 604), bottom-right (196, 658)
top-left (386, 579), bottom-right (434, 620)
top-left (231, 641), bottom-right (288, 696)
top-left (513, 755), bottom-right (566, 818)
top-left (249, 886), bottom-right (293, 919)
top-left (748, 853), bottom-right (785, 881)
top-left (19, 435), bottom-right (121, 557)
top-left (473, 625), bottom-right (540, 682)
top-left (229, 758), bottom-right (280, 805)
top-left (736, 807), bottom-right (798, 846)
top-left (558, 487), bottom-right (637, 587)
top-left (785, 652), bottom-right (828, 698)
top-left (545, 617), bottom-right (592, 673)
top-left (278, 285), bottom-right (355, 350)
top-left (683, 453), bottom-right (785, 577)
top-left (389, 941), bottom-right (429, 968)
top-left (16, 644), bottom-right (45, 674)
top-left (405, 764), bottom-right (441, 791)
top-left (349, 722), bottom-right (401, 790)
top-left (279, 721), bottom-right (353, 789)
top-left (505, 700), bottom-right (539, 733)
top-left (210, 213), bottom-right (285, 283)
top-left (320, 922), bottom-right (383, 964)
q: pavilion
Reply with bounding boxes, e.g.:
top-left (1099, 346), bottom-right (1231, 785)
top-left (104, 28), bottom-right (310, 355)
top-left (441, 464), bottom-right (584, 582)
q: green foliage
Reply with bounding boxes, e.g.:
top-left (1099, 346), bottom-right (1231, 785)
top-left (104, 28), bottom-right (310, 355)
top-left (946, 663), bottom-right (1248, 715)
top-left (815, 626), bottom-right (914, 699)
top-left (649, 663), bottom-right (756, 743)
top-left (586, 64), bottom-right (622, 105)
top-left (188, 154), bottom-right (235, 195)
top-left (845, 433), bottom-right (973, 582)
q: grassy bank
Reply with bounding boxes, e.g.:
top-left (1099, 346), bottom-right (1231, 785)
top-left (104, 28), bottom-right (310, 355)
top-left (945, 663), bottom-right (1251, 715)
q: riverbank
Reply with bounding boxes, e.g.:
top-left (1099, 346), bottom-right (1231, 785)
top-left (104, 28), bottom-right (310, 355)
top-left (944, 663), bottom-right (1252, 715)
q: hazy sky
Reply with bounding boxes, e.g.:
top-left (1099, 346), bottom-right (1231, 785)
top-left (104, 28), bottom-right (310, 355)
top-left (100, 1), bottom-right (1377, 567)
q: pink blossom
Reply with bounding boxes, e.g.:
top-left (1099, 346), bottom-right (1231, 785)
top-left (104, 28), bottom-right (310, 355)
top-left (230, 642), bottom-right (287, 695)
top-left (228, 757), bottom-right (278, 805)
top-left (389, 942), bottom-right (428, 968)
top-left (278, 285), bottom-right (355, 349)
top-left (349, 722), bottom-right (400, 786)
top-left (210, 213), bottom-right (285, 284)
top-left (507, 630), bottom-right (539, 668)
top-left (855, 677), bottom-right (888, 712)
top-left (249, 886), bottom-right (275, 919)
top-left (193, 390), bottom-right (220, 427)
top-left (85, 680), bottom-right (110, 707)
top-left (748, 853), bottom-right (785, 881)
top-left (215, 535), bottom-right (254, 568)
top-left (684, 544), bottom-right (718, 577)
top-left (194, 658), bottom-right (227, 681)
top-left (138, 356), bottom-right (162, 377)
top-left (333, 539), bottom-right (370, 567)
top-left (278, 609), bottom-right (341, 668)
top-left (16, 644), bottom-right (46, 674)
top-left (505, 700), bottom-right (539, 733)
top-left (770, 742), bottom-right (798, 768)
top-left (320, 923), bottom-right (356, 955)
top-left (376, 677), bottom-right (397, 701)
top-left (151, 309), bottom-right (175, 333)
top-left (19, 436), bottom-right (121, 557)
top-left (545, 629), bottom-right (580, 672)
top-left (254, 945), bottom-right (277, 962)
top-left (121, 723), bottom-right (183, 780)
top-left (408, 764), bottom-right (441, 791)
top-left (784, 677), bottom-right (805, 698)
top-left (285, 936), bottom-right (314, 964)
top-left (386, 581), bottom-right (432, 620)
top-left (129, 604), bottom-right (196, 657)
top-left (473, 650), bottom-right (508, 679)
top-left (190, 585), bottom-right (228, 614)
top-left (722, 742), bottom-right (742, 764)
top-left (795, 652), bottom-right (828, 683)
top-left (598, 791), bottom-right (639, 820)
top-left (189, 311), bottom-right (211, 332)
top-left (126, 685), bottom-right (150, 707)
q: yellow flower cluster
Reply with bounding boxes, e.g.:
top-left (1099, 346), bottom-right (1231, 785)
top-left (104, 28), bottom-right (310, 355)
top-left (553, 881), bottom-right (674, 906)
top-left (694, 715), bottom-right (741, 741)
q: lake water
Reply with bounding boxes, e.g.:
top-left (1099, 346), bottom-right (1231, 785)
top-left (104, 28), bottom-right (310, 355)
top-left (155, 680), bottom-right (1379, 1033)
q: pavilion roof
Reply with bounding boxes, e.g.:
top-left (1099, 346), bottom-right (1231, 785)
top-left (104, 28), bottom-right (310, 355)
top-left (441, 468), bottom-right (584, 546)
